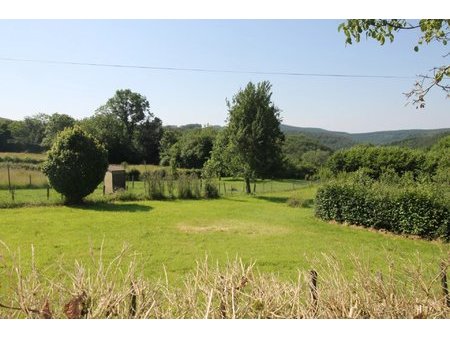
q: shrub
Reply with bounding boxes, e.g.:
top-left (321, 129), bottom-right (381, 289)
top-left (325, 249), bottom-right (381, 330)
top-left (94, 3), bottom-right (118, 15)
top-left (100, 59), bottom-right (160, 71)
top-left (177, 173), bottom-right (193, 199)
top-left (204, 180), bottom-right (219, 199)
top-left (127, 168), bottom-right (141, 181)
top-left (326, 145), bottom-right (427, 179)
top-left (143, 171), bottom-right (165, 200)
top-left (42, 126), bottom-right (108, 204)
top-left (315, 177), bottom-right (450, 240)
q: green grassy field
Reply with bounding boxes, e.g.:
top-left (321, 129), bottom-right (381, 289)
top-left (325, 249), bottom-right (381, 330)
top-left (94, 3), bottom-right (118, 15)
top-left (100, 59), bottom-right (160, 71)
top-left (0, 152), bottom-right (46, 161)
top-left (0, 179), bottom-right (307, 205)
top-left (0, 184), bottom-right (447, 294)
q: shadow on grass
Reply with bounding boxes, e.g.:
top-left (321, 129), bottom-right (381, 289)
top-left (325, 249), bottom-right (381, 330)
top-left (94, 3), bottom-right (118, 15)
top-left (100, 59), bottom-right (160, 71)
top-left (254, 196), bottom-right (289, 204)
top-left (71, 201), bottom-right (153, 212)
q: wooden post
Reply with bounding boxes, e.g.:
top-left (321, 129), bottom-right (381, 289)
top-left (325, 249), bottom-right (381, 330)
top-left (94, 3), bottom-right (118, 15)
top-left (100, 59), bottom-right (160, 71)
top-left (29, 174), bottom-right (32, 186)
top-left (7, 163), bottom-right (11, 191)
top-left (10, 187), bottom-right (15, 202)
top-left (223, 182), bottom-right (226, 195)
top-left (253, 182), bottom-right (256, 194)
top-left (132, 175), bottom-right (134, 189)
top-left (309, 270), bottom-right (318, 309)
top-left (103, 185), bottom-right (105, 196)
top-left (47, 185), bottom-right (50, 200)
top-left (441, 261), bottom-right (450, 307)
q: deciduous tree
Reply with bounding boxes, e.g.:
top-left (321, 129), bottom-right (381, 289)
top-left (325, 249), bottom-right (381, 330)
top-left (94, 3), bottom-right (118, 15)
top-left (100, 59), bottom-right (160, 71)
top-left (226, 81), bottom-right (284, 193)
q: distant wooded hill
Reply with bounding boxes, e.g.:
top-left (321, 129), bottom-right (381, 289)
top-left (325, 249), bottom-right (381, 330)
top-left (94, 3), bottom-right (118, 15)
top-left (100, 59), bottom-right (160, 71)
top-left (280, 124), bottom-right (450, 150)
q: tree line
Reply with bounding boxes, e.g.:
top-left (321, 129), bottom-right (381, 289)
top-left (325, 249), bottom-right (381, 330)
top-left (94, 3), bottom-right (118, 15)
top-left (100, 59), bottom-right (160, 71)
top-left (1, 84), bottom-right (333, 183)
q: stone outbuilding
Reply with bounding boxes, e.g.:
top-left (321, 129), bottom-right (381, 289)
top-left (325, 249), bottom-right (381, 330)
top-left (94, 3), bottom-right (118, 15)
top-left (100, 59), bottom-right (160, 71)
top-left (104, 165), bottom-right (126, 194)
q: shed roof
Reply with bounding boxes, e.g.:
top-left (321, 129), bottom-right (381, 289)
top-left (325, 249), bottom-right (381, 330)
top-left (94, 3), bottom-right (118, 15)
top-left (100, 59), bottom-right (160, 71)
top-left (107, 165), bottom-right (126, 172)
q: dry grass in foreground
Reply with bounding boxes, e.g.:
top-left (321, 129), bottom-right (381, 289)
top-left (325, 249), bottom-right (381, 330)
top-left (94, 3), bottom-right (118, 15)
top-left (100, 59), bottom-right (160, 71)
top-left (0, 243), bottom-right (449, 319)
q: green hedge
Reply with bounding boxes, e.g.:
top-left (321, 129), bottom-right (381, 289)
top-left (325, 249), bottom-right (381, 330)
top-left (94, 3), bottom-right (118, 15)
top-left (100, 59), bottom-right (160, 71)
top-left (315, 179), bottom-right (449, 240)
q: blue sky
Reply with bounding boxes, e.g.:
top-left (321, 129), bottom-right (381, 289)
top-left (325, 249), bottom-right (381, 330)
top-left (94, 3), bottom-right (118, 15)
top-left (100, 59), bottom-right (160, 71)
top-left (0, 19), bottom-right (448, 133)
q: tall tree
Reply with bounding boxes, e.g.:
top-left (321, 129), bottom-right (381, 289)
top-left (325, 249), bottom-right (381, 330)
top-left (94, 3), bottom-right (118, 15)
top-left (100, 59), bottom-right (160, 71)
top-left (41, 113), bottom-right (76, 148)
top-left (0, 122), bottom-right (12, 151)
top-left (338, 19), bottom-right (449, 108)
top-left (226, 81), bottom-right (285, 193)
top-left (79, 110), bottom-right (131, 163)
top-left (101, 89), bottom-right (152, 141)
top-left (85, 89), bottom-right (163, 164)
top-left (9, 114), bottom-right (48, 151)
top-left (133, 116), bottom-right (163, 164)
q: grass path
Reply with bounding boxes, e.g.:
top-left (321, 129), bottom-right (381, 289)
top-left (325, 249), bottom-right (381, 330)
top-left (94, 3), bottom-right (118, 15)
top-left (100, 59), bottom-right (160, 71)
top-left (0, 185), bottom-right (448, 288)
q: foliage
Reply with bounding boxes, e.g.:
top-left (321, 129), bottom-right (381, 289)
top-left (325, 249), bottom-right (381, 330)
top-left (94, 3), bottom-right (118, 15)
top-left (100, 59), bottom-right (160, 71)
top-left (8, 114), bottom-right (48, 152)
top-left (159, 128), bottom-right (182, 166)
top-left (203, 180), bottom-right (219, 199)
top-left (315, 174), bottom-right (450, 240)
top-left (126, 168), bottom-right (141, 181)
top-left (0, 122), bottom-right (12, 151)
top-left (133, 117), bottom-right (163, 165)
top-left (202, 127), bottom-right (234, 179)
top-left (225, 81), bottom-right (285, 193)
top-left (162, 127), bottom-right (217, 169)
top-left (142, 170), bottom-right (165, 200)
top-left (79, 111), bottom-right (129, 163)
top-left (40, 113), bottom-right (75, 149)
top-left (388, 131), bottom-right (450, 149)
top-left (84, 89), bottom-right (163, 164)
top-left (338, 19), bottom-right (450, 107)
top-left (42, 126), bottom-right (108, 204)
top-left (101, 89), bottom-right (151, 141)
top-left (326, 144), bottom-right (427, 179)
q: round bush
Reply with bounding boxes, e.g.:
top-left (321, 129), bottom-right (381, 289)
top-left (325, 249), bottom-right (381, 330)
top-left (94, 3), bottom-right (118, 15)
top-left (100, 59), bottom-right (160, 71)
top-left (42, 126), bottom-right (108, 204)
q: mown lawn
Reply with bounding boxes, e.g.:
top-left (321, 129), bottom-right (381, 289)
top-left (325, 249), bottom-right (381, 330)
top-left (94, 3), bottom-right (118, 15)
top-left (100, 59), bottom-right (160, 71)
top-left (0, 184), bottom-right (447, 294)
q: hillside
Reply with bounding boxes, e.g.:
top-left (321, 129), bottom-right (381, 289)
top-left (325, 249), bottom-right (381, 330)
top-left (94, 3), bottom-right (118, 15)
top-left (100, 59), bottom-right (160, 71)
top-left (388, 130), bottom-right (450, 149)
top-left (280, 125), bottom-right (355, 150)
top-left (280, 124), bottom-right (450, 150)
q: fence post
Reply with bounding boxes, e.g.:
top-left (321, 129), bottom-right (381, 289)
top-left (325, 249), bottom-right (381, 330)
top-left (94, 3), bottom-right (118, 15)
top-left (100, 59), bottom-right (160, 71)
top-left (132, 175), bottom-right (134, 189)
top-left (223, 182), bottom-right (226, 195)
top-left (47, 185), bottom-right (50, 200)
top-left (103, 185), bottom-right (106, 196)
top-left (253, 182), bottom-right (256, 194)
top-left (29, 174), bottom-right (32, 186)
top-left (441, 261), bottom-right (450, 307)
top-left (7, 163), bottom-right (11, 191)
top-left (10, 187), bottom-right (15, 202)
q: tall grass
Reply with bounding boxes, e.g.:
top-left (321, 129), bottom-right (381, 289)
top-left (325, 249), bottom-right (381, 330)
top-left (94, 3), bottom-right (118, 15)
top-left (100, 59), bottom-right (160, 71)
top-left (0, 243), bottom-right (448, 319)
top-left (0, 165), bottom-right (48, 189)
top-left (0, 152), bottom-right (46, 162)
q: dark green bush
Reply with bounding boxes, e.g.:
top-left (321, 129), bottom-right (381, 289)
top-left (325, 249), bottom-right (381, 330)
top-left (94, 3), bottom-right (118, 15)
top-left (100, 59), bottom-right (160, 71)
top-left (127, 168), bottom-right (141, 181)
top-left (204, 181), bottom-right (219, 199)
top-left (326, 145), bottom-right (427, 179)
top-left (143, 171), bottom-right (165, 200)
top-left (315, 178), bottom-right (449, 240)
top-left (42, 126), bottom-right (108, 204)
top-left (177, 173), bottom-right (193, 199)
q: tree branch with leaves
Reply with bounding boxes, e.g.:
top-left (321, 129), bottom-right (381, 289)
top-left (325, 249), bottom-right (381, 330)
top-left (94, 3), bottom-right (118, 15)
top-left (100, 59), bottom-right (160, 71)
top-left (338, 19), bottom-right (450, 108)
